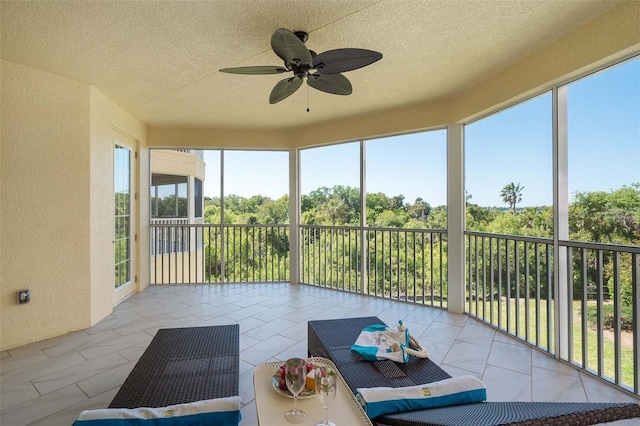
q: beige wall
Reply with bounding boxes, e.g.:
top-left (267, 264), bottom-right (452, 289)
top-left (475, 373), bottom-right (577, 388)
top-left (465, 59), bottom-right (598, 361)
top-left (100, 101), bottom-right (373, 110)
top-left (148, 127), bottom-right (292, 150)
top-left (152, 150), bottom-right (205, 181)
top-left (0, 62), bottom-right (147, 350)
top-left (1, 61), bottom-right (91, 349)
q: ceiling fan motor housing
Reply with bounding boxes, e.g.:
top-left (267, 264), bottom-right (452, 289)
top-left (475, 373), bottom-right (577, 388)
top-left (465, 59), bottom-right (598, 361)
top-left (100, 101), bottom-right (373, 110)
top-left (293, 31), bottom-right (308, 43)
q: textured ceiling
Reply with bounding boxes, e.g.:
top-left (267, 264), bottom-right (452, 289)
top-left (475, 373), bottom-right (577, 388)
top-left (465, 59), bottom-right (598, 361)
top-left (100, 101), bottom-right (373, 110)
top-left (1, 0), bottom-right (624, 130)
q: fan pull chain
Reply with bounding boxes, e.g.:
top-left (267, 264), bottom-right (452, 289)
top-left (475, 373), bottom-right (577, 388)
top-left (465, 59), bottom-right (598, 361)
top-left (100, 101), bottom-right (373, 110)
top-left (306, 83), bottom-right (310, 112)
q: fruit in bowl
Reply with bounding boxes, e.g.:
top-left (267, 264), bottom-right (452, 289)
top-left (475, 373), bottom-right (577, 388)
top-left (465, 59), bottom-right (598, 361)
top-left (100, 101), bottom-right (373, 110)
top-left (278, 360), bottom-right (314, 390)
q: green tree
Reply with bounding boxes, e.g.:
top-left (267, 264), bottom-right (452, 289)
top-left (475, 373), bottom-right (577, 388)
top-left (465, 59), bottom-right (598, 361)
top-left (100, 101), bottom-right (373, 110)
top-left (570, 184), bottom-right (640, 244)
top-left (257, 195), bottom-right (289, 224)
top-left (486, 212), bottom-right (521, 235)
top-left (375, 210), bottom-right (408, 228)
top-left (426, 206), bottom-right (448, 230)
top-left (366, 192), bottom-right (391, 224)
top-left (391, 195), bottom-right (405, 210)
top-left (500, 182), bottom-right (524, 213)
top-left (333, 185), bottom-right (361, 224)
top-left (320, 198), bottom-right (349, 225)
top-left (407, 198), bottom-right (431, 221)
top-left (203, 204), bottom-right (220, 223)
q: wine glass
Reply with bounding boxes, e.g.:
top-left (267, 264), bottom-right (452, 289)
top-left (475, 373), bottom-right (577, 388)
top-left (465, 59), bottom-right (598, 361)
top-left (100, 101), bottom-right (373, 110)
top-left (284, 358), bottom-right (307, 423)
top-left (314, 366), bottom-right (337, 426)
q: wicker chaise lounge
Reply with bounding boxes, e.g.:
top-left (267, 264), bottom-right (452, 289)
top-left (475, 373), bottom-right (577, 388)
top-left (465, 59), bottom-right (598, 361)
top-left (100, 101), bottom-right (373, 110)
top-left (109, 325), bottom-right (240, 409)
top-left (308, 317), bottom-right (640, 426)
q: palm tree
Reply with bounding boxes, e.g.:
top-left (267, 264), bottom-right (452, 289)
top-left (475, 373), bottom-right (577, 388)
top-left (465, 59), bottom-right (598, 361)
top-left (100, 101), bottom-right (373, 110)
top-left (322, 198), bottom-right (348, 225)
top-left (501, 182), bottom-right (524, 213)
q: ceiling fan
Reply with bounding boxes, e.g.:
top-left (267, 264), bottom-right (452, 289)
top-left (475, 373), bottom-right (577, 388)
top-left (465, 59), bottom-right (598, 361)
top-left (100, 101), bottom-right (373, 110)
top-left (219, 28), bottom-right (382, 105)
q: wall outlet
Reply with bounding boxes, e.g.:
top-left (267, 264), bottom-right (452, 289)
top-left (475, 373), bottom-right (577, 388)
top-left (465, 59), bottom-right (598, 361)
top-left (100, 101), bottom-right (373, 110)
top-left (17, 290), bottom-right (30, 304)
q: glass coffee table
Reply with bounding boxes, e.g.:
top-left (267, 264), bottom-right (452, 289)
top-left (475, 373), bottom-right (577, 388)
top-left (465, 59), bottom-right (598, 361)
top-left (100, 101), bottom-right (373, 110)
top-left (253, 357), bottom-right (372, 425)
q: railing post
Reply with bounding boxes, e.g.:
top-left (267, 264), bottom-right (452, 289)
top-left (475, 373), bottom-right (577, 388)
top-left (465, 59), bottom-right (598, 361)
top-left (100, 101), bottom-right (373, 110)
top-left (289, 148), bottom-right (300, 285)
top-left (447, 124), bottom-right (465, 314)
top-left (220, 150), bottom-right (225, 283)
top-left (554, 85), bottom-right (570, 359)
top-left (360, 140), bottom-right (368, 295)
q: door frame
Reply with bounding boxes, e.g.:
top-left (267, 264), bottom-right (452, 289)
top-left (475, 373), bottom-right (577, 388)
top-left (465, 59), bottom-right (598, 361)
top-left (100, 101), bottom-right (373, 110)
top-left (113, 130), bottom-right (139, 305)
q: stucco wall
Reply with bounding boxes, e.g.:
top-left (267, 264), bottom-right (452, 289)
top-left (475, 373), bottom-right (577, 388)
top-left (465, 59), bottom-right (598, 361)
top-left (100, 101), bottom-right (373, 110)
top-left (1, 61), bottom-right (92, 349)
top-left (0, 63), bottom-right (148, 350)
top-left (151, 150), bottom-right (205, 181)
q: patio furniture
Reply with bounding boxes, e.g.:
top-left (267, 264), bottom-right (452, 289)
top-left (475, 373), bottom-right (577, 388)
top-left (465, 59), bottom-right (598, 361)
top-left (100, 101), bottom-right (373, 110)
top-left (308, 317), bottom-right (640, 426)
top-left (108, 325), bottom-right (239, 409)
top-left (253, 357), bottom-right (372, 425)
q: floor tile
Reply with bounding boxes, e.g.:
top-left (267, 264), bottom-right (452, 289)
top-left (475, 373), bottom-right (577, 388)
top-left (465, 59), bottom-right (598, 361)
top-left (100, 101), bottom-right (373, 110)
top-left (487, 340), bottom-right (532, 375)
top-left (76, 361), bottom-right (136, 398)
top-left (2, 352), bottom-right (87, 390)
top-left (1, 283), bottom-right (637, 426)
top-left (482, 364), bottom-right (532, 401)
top-left (532, 366), bottom-right (587, 402)
top-left (0, 384), bottom-right (87, 426)
top-left (0, 351), bottom-right (49, 375)
top-left (441, 340), bottom-right (490, 374)
top-left (32, 352), bottom-right (129, 395)
top-left (0, 382), bottom-right (40, 411)
top-left (28, 387), bottom-right (120, 426)
top-left (423, 320), bottom-right (462, 346)
top-left (457, 319), bottom-right (496, 347)
top-left (240, 399), bottom-right (259, 426)
top-left (531, 348), bottom-right (580, 377)
top-left (580, 372), bottom-right (640, 404)
top-left (241, 335), bottom-right (298, 366)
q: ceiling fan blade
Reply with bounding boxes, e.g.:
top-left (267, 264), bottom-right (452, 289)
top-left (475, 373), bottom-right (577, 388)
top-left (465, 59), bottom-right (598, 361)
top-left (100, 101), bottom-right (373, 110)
top-left (270, 28), bottom-right (312, 67)
top-left (312, 48), bottom-right (382, 74)
top-left (269, 76), bottom-right (303, 104)
top-left (219, 66), bottom-right (288, 75)
top-left (307, 73), bottom-right (352, 95)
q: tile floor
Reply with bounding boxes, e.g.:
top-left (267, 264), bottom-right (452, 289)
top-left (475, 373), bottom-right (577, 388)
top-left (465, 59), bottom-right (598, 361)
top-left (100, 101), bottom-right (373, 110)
top-left (1, 283), bottom-right (639, 425)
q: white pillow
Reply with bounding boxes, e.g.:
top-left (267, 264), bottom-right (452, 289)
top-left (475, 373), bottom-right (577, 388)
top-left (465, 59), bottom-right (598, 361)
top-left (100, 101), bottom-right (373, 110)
top-left (73, 396), bottom-right (241, 426)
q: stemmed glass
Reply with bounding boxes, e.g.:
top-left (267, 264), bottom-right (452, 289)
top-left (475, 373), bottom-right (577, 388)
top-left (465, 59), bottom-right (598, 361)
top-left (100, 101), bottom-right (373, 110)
top-left (314, 366), bottom-right (337, 426)
top-left (284, 358), bottom-right (307, 423)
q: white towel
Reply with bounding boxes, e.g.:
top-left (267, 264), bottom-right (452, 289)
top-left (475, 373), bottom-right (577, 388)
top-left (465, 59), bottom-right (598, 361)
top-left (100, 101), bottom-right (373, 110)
top-left (73, 396), bottom-right (242, 426)
top-left (356, 375), bottom-right (486, 419)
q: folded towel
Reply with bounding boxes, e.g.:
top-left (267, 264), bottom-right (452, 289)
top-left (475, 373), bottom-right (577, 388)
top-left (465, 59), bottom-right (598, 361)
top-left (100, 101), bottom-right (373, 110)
top-left (351, 323), bottom-right (411, 363)
top-left (73, 396), bottom-right (242, 426)
top-left (356, 375), bottom-right (486, 419)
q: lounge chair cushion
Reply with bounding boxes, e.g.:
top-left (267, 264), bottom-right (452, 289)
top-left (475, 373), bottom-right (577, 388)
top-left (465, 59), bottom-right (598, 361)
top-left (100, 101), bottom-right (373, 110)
top-left (356, 375), bottom-right (487, 419)
top-left (72, 396), bottom-right (242, 426)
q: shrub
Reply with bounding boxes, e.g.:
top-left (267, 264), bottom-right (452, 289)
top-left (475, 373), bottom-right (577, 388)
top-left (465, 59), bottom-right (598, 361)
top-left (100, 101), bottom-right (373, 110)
top-left (587, 303), bottom-right (633, 331)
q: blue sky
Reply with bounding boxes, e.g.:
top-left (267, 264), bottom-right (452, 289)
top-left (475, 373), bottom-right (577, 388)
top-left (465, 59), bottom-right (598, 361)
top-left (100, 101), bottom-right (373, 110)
top-left (204, 56), bottom-right (639, 208)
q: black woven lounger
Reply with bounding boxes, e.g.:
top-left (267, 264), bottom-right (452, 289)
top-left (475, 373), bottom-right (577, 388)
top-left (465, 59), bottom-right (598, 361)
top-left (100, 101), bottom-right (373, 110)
top-left (109, 325), bottom-right (239, 409)
top-left (308, 317), bottom-right (640, 426)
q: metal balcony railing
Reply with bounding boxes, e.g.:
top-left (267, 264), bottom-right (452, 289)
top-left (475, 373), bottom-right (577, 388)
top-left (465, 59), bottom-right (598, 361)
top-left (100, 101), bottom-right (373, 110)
top-left (466, 231), bottom-right (639, 397)
top-left (300, 225), bottom-right (447, 308)
top-left (562, 240), bottom-right (640, 395)
top-left (148, 223), bottom-right (638, 397)
top-left (150, 223), bottom-right (289, 285)
top-left (465, 231), bottom-right (555, 350)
